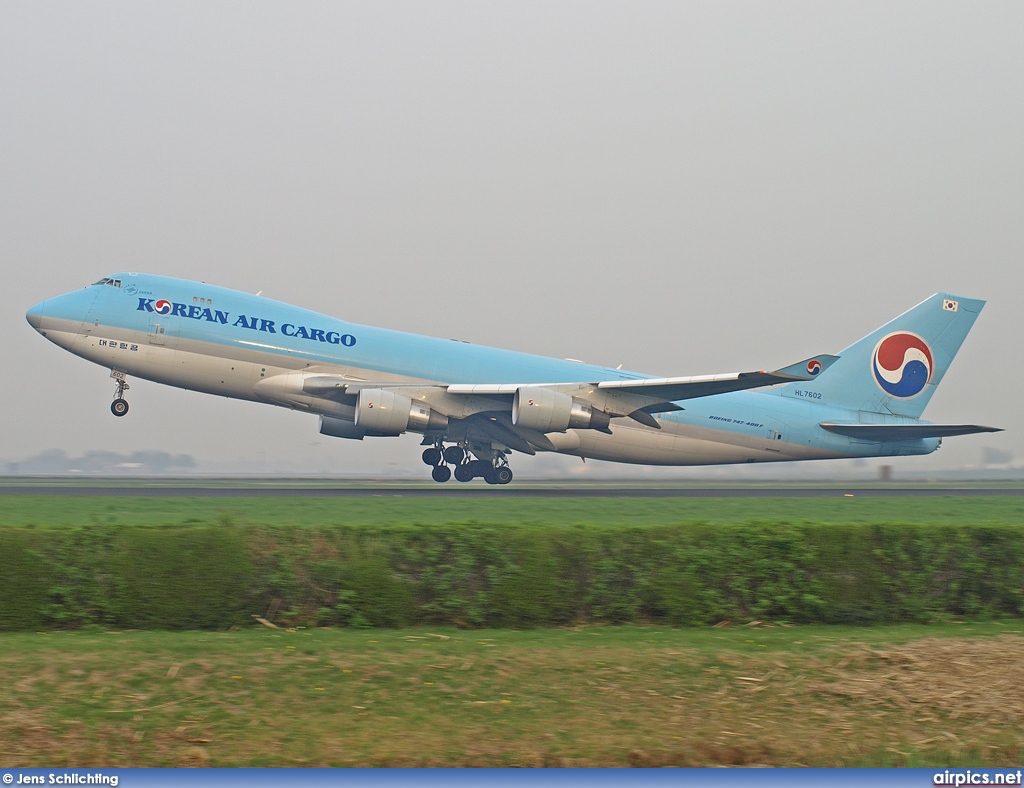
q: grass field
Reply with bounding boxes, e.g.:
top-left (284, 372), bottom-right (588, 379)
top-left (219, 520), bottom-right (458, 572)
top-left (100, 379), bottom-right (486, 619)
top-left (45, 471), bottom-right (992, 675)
top-left (2, 622), bottom-right (1022, 767)
top-left (3, 493), bottom-right (1022, 766)
top-left (3, 494), bottom-right (1024, 528)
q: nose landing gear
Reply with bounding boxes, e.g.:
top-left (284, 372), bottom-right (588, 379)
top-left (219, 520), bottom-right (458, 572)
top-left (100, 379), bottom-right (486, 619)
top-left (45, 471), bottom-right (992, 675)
top-left (110, 372), bottom-right (130, 417)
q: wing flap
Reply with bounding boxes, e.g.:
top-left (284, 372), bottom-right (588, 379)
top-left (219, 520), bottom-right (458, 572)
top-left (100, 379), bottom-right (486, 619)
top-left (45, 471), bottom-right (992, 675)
top-left (464, 413), bottom-right (541, 454)
top-left (445, 383), bottom-right (523, 396)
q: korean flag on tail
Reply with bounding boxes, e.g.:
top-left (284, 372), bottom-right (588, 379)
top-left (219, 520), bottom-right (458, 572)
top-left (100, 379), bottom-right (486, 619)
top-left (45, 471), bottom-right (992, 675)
top-left (943, 299), bottom-right (959, 312)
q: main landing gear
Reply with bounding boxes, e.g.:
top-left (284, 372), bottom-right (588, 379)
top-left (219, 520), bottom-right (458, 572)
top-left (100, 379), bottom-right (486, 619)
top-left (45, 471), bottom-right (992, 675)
top-left (421, 442), bottom-right (513, 485)
top-left (110, 373), bottom-right (130, 417)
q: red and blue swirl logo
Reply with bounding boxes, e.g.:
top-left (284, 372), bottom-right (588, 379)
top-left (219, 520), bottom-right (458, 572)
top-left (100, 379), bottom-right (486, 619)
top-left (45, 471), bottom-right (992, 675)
top-left (154, 299), bottom-right (172, 315)
top-left (872, 332), bottom-right (933, 398)
top-left (806, 359), bottom-right (822, 376)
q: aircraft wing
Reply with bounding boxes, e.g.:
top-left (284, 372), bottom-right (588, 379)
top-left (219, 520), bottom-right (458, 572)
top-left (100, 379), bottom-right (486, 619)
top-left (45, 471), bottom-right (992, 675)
top-left (445, 354), bottom-right (839, 426)
top-left (289, 354), bottom-right (839, 432)
top-left (445, 355), bottom-right (838, 399)
top-left (589, 354), bottom-right (840, 403)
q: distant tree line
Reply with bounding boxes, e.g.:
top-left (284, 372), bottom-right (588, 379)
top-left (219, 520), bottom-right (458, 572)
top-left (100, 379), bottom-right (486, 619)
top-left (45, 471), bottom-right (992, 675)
top-left (6, 449), bottom-right (196, 475)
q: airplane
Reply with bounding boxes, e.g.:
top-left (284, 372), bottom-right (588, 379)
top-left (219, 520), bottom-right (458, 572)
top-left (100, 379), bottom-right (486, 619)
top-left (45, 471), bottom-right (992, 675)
top-left (26, 274), bottom-right (1000, 484)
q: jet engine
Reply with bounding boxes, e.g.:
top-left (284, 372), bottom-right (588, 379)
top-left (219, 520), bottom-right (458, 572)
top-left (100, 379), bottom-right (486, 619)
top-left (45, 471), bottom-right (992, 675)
top-left (512, 386), bottom-right (610, 433)
top-left (354, 388), bottom-right (448, 435)
top-left (319, 415), bottom-right (368, 440)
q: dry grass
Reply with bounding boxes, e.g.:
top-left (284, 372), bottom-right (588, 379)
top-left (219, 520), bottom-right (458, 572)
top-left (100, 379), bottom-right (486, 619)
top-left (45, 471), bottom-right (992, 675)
top-left (1, 626), bottom-right (1022, 767)
top-left (809, 637), bottom-right (1024, 718)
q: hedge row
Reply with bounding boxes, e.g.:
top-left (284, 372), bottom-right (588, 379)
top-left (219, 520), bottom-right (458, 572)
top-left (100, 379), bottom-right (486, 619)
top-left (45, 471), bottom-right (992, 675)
top-left (1, 521), bottom-right (1022, 630)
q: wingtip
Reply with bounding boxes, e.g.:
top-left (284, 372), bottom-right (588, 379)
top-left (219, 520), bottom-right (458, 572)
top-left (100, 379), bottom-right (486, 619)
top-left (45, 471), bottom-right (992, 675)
top-left (773, 354), bottom-right (842, 381)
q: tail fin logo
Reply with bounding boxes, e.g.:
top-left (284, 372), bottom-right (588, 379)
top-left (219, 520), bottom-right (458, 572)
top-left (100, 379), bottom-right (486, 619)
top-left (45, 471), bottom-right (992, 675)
top-left (806, 359), bottom-right (822, 376)
top-left (872, 332), bottom-right (933, 398)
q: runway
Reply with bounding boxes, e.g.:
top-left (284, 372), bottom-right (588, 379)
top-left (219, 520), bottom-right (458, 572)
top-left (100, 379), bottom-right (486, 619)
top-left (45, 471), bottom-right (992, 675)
top-left (1, 484), bottom-right (1022, 497)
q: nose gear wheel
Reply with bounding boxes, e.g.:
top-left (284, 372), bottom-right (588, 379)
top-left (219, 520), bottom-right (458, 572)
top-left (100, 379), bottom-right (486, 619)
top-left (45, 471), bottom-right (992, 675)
top-left (110, 374), bottom-right (131, 417)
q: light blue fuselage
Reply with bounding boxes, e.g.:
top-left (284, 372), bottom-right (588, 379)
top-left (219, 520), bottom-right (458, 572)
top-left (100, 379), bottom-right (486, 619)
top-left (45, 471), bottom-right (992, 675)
top-left (26, 273), bottom-right (940, 467)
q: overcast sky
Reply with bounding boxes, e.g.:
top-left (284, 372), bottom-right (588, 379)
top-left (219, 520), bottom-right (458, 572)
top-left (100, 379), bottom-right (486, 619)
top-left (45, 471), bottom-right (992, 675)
top-left (1, 1), bottom-right (1021, 478)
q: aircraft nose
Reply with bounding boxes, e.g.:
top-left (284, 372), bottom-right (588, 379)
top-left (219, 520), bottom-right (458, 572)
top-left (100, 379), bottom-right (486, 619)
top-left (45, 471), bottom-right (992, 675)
top-left (26, 300), bottom-right (46, 331)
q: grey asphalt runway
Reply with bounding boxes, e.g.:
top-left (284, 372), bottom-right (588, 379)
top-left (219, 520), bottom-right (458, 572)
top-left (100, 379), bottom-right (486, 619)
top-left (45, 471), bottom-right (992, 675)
top-left (1, 485), bottom-right (1022, 497)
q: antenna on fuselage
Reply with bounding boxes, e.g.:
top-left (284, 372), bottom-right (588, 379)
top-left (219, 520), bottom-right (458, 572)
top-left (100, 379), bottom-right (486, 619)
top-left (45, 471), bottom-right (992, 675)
top-left (256, 290), bottom-right (263, 296)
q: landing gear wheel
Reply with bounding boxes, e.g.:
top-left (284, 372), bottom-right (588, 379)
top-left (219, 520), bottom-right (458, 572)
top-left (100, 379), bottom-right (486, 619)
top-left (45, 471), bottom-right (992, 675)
top-left (422, 447), bottom-right (442, 466)
top-left (484, 467), bottom-right (500, 485)
top-left (443, 445), bottom-right (465, 465)
top-left (110, 373), bottom-right (131, 417)
top-left (431, 464), bottom-right (452, 483)
top-left (454, 463), bottom-right (474, 483)
top-left (494, 466), bottom-right (513, 485)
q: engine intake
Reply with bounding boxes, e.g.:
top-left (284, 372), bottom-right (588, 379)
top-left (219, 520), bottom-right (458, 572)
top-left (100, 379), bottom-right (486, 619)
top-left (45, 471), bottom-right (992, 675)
top-left (512, 387), bottom-right (610, 433)
top-left (354, 389), bottom-right (448, 435)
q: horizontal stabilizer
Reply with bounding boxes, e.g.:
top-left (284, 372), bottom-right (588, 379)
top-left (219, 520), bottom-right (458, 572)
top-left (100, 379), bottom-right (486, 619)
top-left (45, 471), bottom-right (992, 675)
top-left (820, 423), bottom-right (1003, 441)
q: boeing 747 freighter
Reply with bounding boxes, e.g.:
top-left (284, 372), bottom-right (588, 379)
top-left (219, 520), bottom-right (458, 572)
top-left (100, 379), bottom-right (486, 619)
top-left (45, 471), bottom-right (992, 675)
top-left (26, 274), bottom-right (1000, 483)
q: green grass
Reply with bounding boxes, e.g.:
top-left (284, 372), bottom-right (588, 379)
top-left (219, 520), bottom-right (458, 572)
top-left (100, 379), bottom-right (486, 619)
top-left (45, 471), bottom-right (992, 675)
top-left (2, 622), bottom-right (1022, 767)
top-left (3, 493), bottom-right (1021, 764)
top-left (3, 494), bottom-right (1024, 528)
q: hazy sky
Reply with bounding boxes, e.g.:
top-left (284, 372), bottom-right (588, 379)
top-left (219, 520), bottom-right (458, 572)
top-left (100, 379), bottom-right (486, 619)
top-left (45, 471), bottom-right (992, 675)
top-left (2, 2), bottom-right (1021, 477)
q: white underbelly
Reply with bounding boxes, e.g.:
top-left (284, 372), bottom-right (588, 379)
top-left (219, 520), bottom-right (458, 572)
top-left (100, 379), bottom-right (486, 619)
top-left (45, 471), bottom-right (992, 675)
top-left (568, 420), bottom-right (838, 466)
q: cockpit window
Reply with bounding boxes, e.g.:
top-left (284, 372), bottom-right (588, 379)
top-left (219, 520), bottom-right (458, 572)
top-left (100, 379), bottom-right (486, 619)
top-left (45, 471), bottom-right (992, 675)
top-left (91, 277), bottom-right (122, 288)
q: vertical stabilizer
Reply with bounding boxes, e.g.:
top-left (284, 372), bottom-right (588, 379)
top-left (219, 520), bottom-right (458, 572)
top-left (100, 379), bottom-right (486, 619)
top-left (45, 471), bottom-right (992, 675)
top-left (779, 293), bottom-right (984, 418)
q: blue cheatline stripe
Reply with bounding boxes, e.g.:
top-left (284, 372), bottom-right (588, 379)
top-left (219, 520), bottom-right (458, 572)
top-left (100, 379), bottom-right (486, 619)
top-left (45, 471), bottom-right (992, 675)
top-left (5, 768), bottom-right (1018, 788)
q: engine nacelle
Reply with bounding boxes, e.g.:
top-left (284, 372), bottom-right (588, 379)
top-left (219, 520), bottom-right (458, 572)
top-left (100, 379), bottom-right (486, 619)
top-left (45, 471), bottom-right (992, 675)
top-left (354, 388), bottom-right (448, 435)
top-left (512, 386), bottom-right (610, 433)
top-left (319, 415), bottom-right (367, 440)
